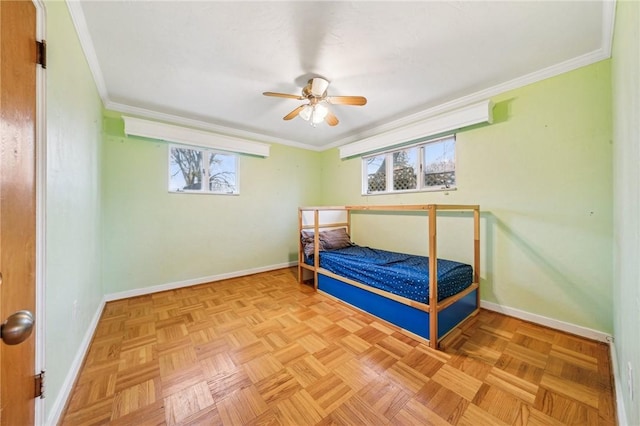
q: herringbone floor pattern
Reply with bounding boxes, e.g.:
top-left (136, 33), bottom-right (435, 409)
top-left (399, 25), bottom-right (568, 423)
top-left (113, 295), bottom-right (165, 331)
top-left (62, 268), bottom-right (616, 425)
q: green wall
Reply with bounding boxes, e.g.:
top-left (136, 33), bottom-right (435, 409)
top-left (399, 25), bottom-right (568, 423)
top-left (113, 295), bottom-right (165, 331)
top-left (45, 1), bottom-right (104, 420)
top-left (45, 1), bottom-right (629, 421)
top-left (612, 0), bottom-right (640, 424)
top-left (101, 112), bottom-right (322, 293)
top-left (319, 61), bottom-right (613, 334)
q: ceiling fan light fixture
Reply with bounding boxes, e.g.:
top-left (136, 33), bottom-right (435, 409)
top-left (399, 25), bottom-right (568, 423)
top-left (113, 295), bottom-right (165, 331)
top-left (264, 78), bottom-right (366, 127)
top-left (299, 103), bottom-right (329, 126)
top-left (299, 105), bottom-right (313, 121)
top-left (311, 103), bottom-right (329, 124)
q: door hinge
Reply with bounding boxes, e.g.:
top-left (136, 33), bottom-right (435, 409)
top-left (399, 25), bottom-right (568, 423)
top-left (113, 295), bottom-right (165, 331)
top-left (34, 370), bottom-right (45, 399)
top-left (36, 40), bottom-right (46, 69)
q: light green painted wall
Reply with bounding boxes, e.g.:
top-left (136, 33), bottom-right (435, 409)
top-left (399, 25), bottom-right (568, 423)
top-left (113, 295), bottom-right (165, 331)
top-left (43, 2), bottom-right (626, 419)
top-left (45, 1), bottom-right (104, 419)
top-left (612, 0), bottom-right (640, 424)
top-left (101, 112), bottom-right (322, 293)
top-left (320, 61), bottom-right (613, 334)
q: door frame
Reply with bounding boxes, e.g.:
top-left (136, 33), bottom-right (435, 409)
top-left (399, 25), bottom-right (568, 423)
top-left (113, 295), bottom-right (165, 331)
top-left (33, 0), bottom-right (46, 424)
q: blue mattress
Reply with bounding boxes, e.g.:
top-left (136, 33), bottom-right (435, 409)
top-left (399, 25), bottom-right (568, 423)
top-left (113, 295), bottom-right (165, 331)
top-left (306, 245), bottom-right (473, 303)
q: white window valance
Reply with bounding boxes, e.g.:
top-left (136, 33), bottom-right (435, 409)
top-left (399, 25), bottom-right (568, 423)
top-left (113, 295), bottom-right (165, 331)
top-left (339, 100), bottom-right (493, 159)
top-left (122, 116), bottom-right (271, 157)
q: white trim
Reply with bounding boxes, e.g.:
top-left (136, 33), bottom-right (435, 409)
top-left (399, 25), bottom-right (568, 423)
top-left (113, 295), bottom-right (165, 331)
top-left (327, 45), bottom-right (614, 152)
top-left (65, 0), bottom-right (318, 152)
top-left (64, 1), bottom-right (108, 102)
top-left (44, 261), bottom-right (294, 425)
top-left (33, 1), bottom-right (47, 424)
top-left (105, 261), bottom-right (296, 302)
top-left (123, 116), bottom-right (271, 157)
top-left (111, 36), bottom-right (611, 156)
top-left (110, 37), bottom-right (610, 156)
top-left (480, 300), bottom-right (611, 343)
top-left (65, 0), bottom-right (616, 153)
top-left (42, 265), bottom-right (621, 425)
top-left (45, 298), bottom-right (106, 426)
top-left (108, 101), bottom-right (318, 152)
top-left (609, 339), bottom-right (629, 426)
top-left (107, 39), bottom-right (611, 154)
top-left (339, 100), bottom-right (493, 159)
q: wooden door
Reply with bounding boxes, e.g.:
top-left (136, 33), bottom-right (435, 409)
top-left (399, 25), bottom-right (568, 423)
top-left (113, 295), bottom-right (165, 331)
top-left (0, 1), bottom-right (38, 425)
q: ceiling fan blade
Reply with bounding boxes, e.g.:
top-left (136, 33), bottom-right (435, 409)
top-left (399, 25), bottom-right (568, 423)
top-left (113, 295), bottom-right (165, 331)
top-left (327, 96), bottom-right (367, 106)
top-left (325, 111), bottom-right (339, 126)
top-left (283, 105), bottom-right (306, 120)
top-left (263, 92), bottom-right (304, 100)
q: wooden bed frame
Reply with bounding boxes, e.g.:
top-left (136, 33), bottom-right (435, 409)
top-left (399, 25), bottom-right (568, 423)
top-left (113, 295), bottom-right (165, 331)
top-left (298, 204), bottom-right (480, 349)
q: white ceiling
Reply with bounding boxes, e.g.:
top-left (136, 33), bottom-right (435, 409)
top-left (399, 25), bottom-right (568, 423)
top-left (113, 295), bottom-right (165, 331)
top-left (71, 1), bottom-right (614, 151)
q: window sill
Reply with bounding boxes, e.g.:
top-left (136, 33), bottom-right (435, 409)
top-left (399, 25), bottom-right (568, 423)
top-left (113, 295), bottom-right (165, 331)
top-left (169, 190), bottom-right (240, 196)
top-left (362, 186), bottom-right (457, 196)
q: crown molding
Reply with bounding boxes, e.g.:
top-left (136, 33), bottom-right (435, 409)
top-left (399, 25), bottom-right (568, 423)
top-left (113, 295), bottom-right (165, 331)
top-left (65, 0), bottom-right (321, 153)
top-left (67, 0), bottom-right (616, 154)
top-left (327, 47), bottom-right (613, 153)
top-left (65, 0), bottom-right (109, 102)
top-left (326, 0), bottom-right (616, 152)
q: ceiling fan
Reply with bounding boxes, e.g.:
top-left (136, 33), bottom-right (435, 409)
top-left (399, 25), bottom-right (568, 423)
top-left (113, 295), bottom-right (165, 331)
top-left (263, 77), bottom-right (367, 127)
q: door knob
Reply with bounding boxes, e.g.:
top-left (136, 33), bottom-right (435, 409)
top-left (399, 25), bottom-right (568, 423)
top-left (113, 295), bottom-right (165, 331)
top-left (1, 310), bottom-right (34, 345)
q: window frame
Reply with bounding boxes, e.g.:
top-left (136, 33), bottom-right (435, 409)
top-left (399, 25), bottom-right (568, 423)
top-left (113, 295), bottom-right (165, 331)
top-left (168, 144), bottom-right (239, 195)
top-left (361, 135), bottom-right (456, 195)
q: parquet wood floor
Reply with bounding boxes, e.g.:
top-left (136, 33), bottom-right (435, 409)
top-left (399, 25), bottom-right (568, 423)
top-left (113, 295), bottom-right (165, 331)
top-left (61, 268), bottom-right (617, 425)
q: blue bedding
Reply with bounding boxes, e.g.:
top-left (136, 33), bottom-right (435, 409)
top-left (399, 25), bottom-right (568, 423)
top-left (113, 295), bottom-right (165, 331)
top-left (306, 245), bottom-right (473, 303)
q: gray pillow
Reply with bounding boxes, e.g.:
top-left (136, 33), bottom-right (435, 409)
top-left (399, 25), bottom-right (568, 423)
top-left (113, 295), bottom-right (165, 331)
top-left (320, 228), bottom-right (353, 250)
top-left (301, 228), bottom-right (352, 256)
top-left (301, 231), bottom-right (323, 257)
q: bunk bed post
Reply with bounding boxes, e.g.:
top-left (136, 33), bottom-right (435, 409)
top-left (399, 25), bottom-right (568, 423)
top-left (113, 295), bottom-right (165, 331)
top-left (313, 209), bottom-right (320, 290)
top-left (474, 207), bottom-right (481, 308)
top-left (298, 208), bottom-right (303, 284)
top-left (428, 205), bottom-right (438, 349)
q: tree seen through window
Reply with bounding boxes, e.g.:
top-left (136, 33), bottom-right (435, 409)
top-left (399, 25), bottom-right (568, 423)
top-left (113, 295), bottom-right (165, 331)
top-left (169, 146), bottom-right (237, 194)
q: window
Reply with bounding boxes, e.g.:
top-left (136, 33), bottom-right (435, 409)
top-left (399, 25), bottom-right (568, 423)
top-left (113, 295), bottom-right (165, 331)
top-left (363, 135), bottom-right (455, 194)
top-left (169, 145), bottom-right (238, 194)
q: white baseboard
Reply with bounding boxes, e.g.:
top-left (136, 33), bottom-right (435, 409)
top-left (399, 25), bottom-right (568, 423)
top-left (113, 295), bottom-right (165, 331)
top-left (45, 297), bottom-right (106, 426)
top-left (44, 261), bottom-right (295, 425)
top-left (609, 340), bottom-right (629, 426)
top-left (105, 261), bottom-right (296, 302)
top-left (46, 270), bottom-right (621, 425)
top-left (480, 300), bottom-right (611, 343)
top-left (482, 301), bottom-right (629, 424)
top-left (482, 301), bottom-right (630, 424)
top-left (480, 300), bottom-right (629, 426)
